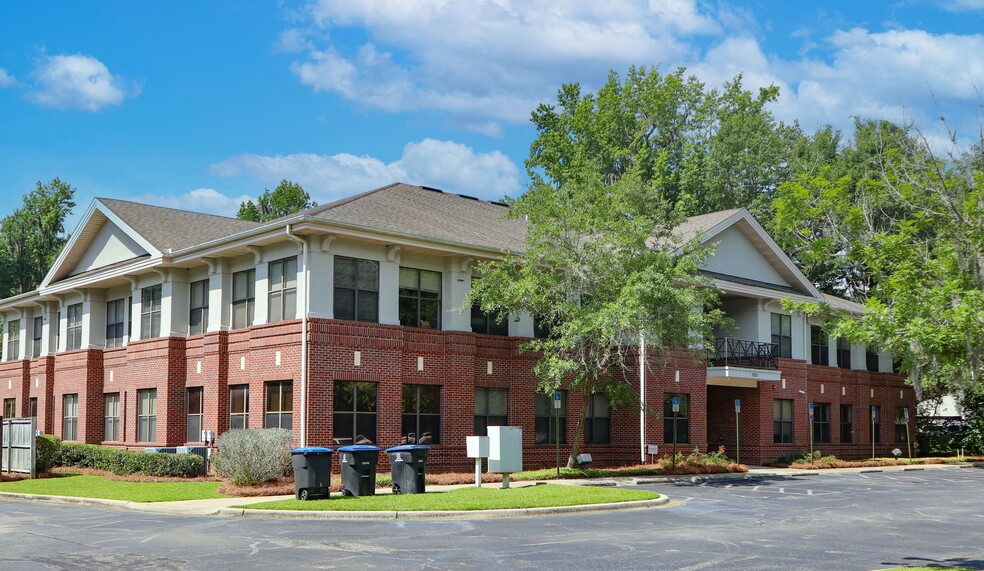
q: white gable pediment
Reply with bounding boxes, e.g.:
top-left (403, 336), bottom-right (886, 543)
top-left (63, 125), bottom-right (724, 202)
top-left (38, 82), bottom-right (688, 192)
top-left (689, 209), bottom-right (822, 299)
top-left (703, 225), bottom-right (790, 287)
top-left (41, 199), bottom-right (159, 287)
top-left (71, 218), bottom-right (148, 275)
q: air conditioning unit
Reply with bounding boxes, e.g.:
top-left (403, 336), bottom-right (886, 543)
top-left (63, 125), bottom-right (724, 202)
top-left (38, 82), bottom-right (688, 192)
top-left (143, 447), bottom-right (177, 454)
top-left (176, 446), bottom-right (210, 476)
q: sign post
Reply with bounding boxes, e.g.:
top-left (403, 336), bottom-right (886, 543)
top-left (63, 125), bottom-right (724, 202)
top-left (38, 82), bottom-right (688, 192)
top-left (734, 399), bottom-right (741, 465)
top-left (553, 392), bottom-right (561, 476)
top-left (904, 407), bottom-right (912, 459)
top-left (871, 406), bottom-right (877, 460)
top-left (671, 397), bottom-right (680, 470)
top-left (808, 402), bottom-right (815, 459)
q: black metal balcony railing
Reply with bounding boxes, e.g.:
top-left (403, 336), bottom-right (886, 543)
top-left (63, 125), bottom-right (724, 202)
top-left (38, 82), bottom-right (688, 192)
top-left (711, 337), bottom-right (779, 370)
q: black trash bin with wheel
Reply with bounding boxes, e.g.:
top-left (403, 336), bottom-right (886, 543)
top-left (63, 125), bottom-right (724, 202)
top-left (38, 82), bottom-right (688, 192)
top-left (385, 444), bottom-right (430, 494)
top-left (338, 445), bottom-right (381, 496)
top-left (289, 447), bottom-right (333, 500)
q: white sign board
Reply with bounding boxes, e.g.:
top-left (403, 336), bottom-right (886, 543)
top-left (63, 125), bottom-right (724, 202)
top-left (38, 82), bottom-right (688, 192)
top-left (647, 444), bottom-right (659, 455)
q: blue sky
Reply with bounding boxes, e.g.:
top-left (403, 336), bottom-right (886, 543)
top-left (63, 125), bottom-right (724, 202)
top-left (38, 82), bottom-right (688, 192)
top-left (2, 1), bottom-right (983, 230)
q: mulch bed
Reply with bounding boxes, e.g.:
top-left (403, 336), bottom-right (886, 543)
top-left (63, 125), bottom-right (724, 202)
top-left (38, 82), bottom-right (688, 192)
top-left (782, 457), bottom-right (984, 470)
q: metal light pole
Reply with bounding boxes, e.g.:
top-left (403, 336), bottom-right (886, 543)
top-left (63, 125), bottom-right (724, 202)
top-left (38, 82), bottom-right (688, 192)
top-left (554, 392), bottom-right (561, 476)
top-left (904, 407), bottom-right (912, 459)
top-left (734, 399), bottom-right (741, 465)
top-left (671, 397), bottom-right (680, 471)
top-left (871, 406), bottom-right (876, 460)
top-left (809, 402), bottom-right (815, 459)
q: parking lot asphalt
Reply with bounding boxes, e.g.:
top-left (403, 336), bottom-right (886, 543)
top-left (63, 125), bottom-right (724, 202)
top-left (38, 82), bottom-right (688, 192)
top-left (0, 466), bottom-right (982, 570)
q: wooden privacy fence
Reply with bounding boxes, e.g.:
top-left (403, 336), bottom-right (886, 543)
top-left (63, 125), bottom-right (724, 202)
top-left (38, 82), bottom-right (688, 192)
top-left (1, 417), bottom-right (37, 478)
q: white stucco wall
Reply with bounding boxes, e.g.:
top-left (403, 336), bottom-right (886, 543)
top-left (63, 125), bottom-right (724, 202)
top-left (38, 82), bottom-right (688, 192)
top-left (703, 226), bottom-right (790, 286)
top-left (72, 221), bottom-right (147, 275)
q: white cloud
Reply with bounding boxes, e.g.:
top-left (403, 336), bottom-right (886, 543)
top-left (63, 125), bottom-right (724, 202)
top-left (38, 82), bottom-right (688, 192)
top-left (938, 0), bottom-right (984, 12)
top-left (0, 68), bottom-right (14, 87)
top-left (29, 54), bottom-right (139, 111)
top-left (211, 138), bottom-right (521, 203)
top-left (130, 188), bottom-right (252, 218)
top-left (289, 0), bottom-right (716, 128)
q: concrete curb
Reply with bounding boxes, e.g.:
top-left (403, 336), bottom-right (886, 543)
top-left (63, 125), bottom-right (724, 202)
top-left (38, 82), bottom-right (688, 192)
top-left (631, 472), bottom-right (796, 485)
top-left (216, 496), bottom-right (670, 520)
top-left (0, 491), bottom-right (132, 510)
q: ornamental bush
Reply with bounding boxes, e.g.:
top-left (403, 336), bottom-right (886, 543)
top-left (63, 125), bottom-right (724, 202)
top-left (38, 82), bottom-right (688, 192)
top-left (35, 434), bottom-right (61, 473)
top-left (212, 428), bottom-right (292, 485)
top-left (56, 443), bottom-right (203, 478)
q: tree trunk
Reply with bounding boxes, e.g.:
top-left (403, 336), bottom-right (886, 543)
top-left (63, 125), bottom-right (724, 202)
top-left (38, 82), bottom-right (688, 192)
top-left (566, 385), bottom-right (592, 468)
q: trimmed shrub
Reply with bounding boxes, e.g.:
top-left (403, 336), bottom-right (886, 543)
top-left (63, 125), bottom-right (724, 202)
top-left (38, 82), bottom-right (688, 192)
top-left (56, 443), bottom-right (203, 478)
top-left (212, 428), bottom-right (292, 485)
top-left (35, 434), bottom-right (61, 473)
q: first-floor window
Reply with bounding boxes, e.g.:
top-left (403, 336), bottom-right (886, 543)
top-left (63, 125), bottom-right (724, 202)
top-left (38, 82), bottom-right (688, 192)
top-left (535, 391), bottom-right (566, 444)
top-left (63, 394), bottom-right (78, 441)
top-left (474, 387), bottom-right (508, 436)
top-left (840, 404), bottom-right (854, 443)
top-left (138, 388), bottom-right (157, 442)
top-left (585, 393), bottom-right (610, 444)
top-left (894, 406), bottom-right (909, 443)
top-left (870, 405), bottom-right (881, 443)
top-left (664, 393), bottom-right (690, 444)
top-left (774, 399), bottom-right (793, 444)
top-left (229, 384), bottom-right (249, 429)
top-left (813, 403), bottom-right (831, 443)
top-left (402, 384), bottom-right (441, 444)
top-left (104, 393), bottom-right (120, 441)
top-left (265, 380), bottom-right (293, 430)
top-left (29, 397), bottom-right (37, 418)
top-left (187, 387), bottom-right (203, 442)
top-left (333, 381), bottom-right (377, 445)
top-left (3, 398), bottom-right (15, 418)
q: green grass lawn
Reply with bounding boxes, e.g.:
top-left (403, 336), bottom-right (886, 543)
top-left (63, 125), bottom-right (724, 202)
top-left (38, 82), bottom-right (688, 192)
top-left (0, 473), bottom-right (225, 502)
top-left (238, 484), bottom-right (659, 511)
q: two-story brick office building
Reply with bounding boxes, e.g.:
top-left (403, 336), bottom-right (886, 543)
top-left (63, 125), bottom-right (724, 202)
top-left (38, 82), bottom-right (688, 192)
top-left (0, 183), bottom-right (915, 470)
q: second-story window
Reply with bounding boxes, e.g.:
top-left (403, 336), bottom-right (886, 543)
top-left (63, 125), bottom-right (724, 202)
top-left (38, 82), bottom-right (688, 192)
top-left (140, 285), bottom-right (162, 339)
top-left (470, 279), bottom-right (508, 335)
top-left (810, 325), bottom-right (828, 366)
top-left (771, 313), bottom-right (792, 358)
top-left (866, 346), bottom-right (879, 372)
top-left (32, 315), bottom-right (42, 358)
top-left (333, 257), bottom-right (379, 322)
top-left (6, 320), bottom-right (20, 360)
top-left (66, 303), bottom-right (83, 351)
top-left (106, 299), bottom-right (126, 348)
top-left (268, 257), bottom-right (297, 323)
top-left (837, 338), bottom-right (851, 369)
top-left (189, 279), bottom-right (209, 335)
top-left (232, 269), bottom-right (255, 329)
top-left (399, 267), bottom-right (441, 329)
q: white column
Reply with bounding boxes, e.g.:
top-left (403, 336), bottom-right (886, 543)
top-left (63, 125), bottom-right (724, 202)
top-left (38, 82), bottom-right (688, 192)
top-left (250, 247), bottom-right (268, 326)
top-left (378, 246), bottom-right (401, 326)
top-left (85, 289), bottom-right (107, 348)
top-left (444, 257), bottom-right (472, 332)
top-left (205, 258), bottom-right (230, 332)
top-left (308, 237), bottom-right (334, 318)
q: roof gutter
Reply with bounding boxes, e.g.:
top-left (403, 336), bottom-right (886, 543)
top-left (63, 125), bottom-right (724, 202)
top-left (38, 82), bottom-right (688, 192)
top-left (285, 224), bottom-right (309, 447)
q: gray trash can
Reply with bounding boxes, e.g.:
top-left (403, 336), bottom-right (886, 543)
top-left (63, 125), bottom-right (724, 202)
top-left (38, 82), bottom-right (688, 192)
top-left (338, 445), bottom-right (380, 496)
top-left (289, 447), bottom-right (333, 500)
top-left (385, 444), bottom-right (430, 494)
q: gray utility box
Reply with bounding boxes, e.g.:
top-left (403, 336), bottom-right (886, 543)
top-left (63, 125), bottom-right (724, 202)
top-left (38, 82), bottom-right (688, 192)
top-left (143, 447), bottom-right (177, 454)
top-left (289, 447), bottom-right (334, 500)
top-left (176, 446), bottom-right (210, 476)
top-left (338, 445), bottom-right (380, 496)
top-left (385, 444), bottom-right (430, 494)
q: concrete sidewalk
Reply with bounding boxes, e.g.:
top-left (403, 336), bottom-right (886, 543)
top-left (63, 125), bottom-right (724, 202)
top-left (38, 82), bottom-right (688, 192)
top-left (0, 461), bottom-right (978, 519)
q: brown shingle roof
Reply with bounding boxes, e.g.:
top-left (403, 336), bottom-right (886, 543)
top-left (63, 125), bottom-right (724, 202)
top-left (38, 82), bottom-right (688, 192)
top-left (98, 198), bottom-right (261, 252)
top-left (295, 183), bottom-right (525, 252)
top-left (673, 208), bottom-right (742, 243)
top-left (822, 293), bottom-right (866, 314)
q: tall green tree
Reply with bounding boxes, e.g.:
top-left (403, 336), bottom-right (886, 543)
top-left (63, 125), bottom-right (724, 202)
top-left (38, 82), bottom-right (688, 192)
top-left (470, 72), bottom-right (727, 467)
top-left (773, 119), bottom-right (984, 402)
top-left (237, 179), bottom-right (316, 222)
top-left (0, 178), bottom-right (76, 296)
top-left (527, 67), bottom-right (798, 218)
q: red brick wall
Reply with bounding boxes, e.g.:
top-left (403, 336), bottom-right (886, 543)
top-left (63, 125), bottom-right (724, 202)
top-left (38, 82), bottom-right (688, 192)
top-left (5, 318), bottom-right (917, 472)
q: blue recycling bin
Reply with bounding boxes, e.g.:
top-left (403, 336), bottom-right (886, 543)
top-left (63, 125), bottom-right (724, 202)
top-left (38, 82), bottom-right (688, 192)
top-left (289, 447), bottom-right (333, 500)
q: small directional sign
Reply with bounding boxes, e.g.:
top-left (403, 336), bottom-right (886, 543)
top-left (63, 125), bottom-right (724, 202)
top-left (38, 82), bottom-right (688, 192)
top-left (672, 397), bottom-right (680, 413)
top-left (553, 392), bottom-right (561, 409)
top-left (903, 407), bottom-right (909, 422)
top-left (809, 402), bottom-right (815, 420)
top-left (734, 399), bottom-right (741, 413)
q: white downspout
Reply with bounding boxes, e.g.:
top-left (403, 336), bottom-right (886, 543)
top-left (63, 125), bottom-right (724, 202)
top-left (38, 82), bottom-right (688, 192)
top-left (285, 224), bottom-right (309, 447)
